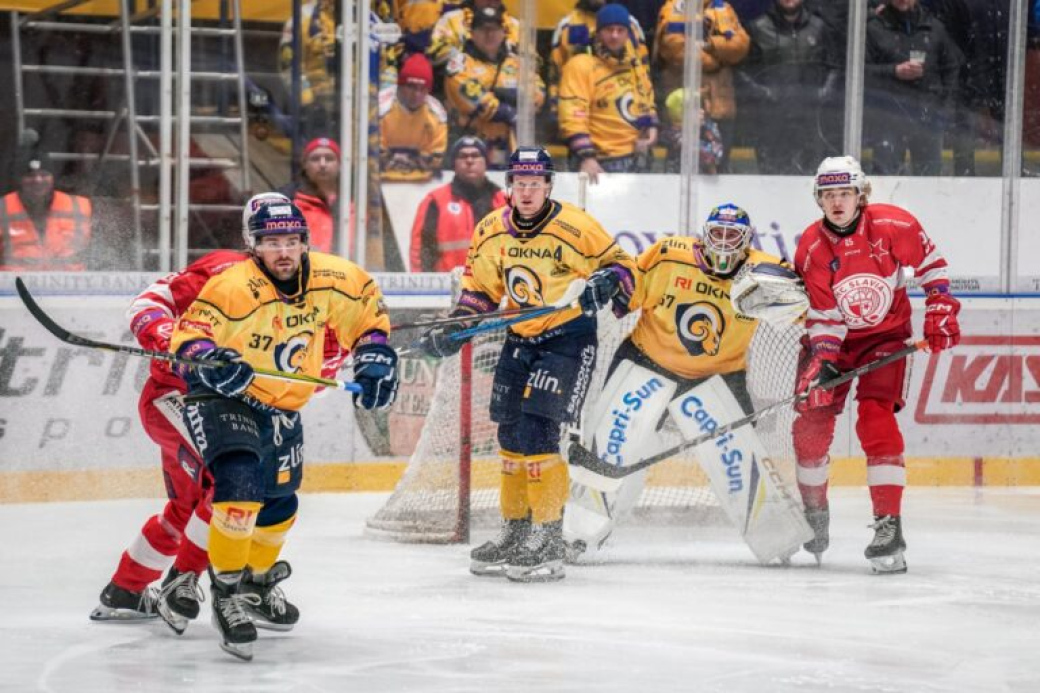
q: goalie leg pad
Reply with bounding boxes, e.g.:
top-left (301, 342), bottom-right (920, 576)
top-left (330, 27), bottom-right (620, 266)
top-left (669, 376), bottom-right (814, 564)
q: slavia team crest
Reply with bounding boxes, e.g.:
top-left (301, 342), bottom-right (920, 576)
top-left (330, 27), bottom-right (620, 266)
top-left (832, 273), bottom-right (893, 328)
top-left (274, 331), bottom-right (314, 373)
top-left (675, 301), bottom-right (726, 356)
top-left (505, 265), bottom-right (544, 307)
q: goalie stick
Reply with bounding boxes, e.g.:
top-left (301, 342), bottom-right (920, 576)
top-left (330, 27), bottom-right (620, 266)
top-left (568, 340), bottom-right (927, 480)
top-left (15, 277), bottom-right (363, 394)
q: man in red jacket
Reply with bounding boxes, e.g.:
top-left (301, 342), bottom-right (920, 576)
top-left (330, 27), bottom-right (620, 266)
top-left (409, 136), bottom-right (507, 272)
top-left (792, 155), bottom-right (961, 574)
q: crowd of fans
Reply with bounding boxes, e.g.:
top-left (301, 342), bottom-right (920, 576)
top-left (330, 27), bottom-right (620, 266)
top-left (4, 0), bottom-right (1037, 272)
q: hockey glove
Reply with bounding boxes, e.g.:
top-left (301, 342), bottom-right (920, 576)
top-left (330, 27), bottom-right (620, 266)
top-left (131, 309), bottom-right (175, 353)
top-left (418, 321), bottom-right (468, 359)
top-left (580, 268), bottom-right (622, 316)
top-left (923, 292), bottom-right (961, 352)
top-left (196, 347), bottom-right (255, 398)
top-left (795, 343), bottom-right (842, 413)
top-left (353, 343), bottom-right (399, 410)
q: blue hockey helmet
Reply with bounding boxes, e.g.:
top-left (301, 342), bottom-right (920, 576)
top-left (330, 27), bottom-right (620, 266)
top-left (247, 200), bottom-right (310, 250)
top-left (702, 203), bottom-right (753, 275)
top-left (506, 146), bottom-right (555, 187)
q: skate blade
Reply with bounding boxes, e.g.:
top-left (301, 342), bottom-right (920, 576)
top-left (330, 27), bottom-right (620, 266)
top-left (469, 560), bottom-right (509, 577)
top-left (89, 604), bottom-right (159, 622)
top-left (251, 618), bottom-right (295, 632)
top-left (505, 560), bottom-right (565, 583)
top-left (219, 640), bottom-right (254, 662)
top-left (869, 552), bottom-right (907, 574)
top-left (157, 602), bottom-right (190, 635)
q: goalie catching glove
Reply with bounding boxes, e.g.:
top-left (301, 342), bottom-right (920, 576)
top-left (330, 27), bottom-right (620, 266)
top-left (353, 342), bottom-right (399, 410)
top-left (730, 261), bottom-right (809, 324)
top-left (195, 346), bottom-right (255, 398)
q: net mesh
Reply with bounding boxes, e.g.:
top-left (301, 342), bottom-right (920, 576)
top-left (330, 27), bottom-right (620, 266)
top-left (365, 308), bottom-right (804, 543)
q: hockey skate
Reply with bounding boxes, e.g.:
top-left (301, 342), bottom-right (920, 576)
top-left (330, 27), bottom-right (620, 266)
top-left (470, 517), bottom-right (530, 577)
top-left (506, 520), bottom-right (567, 583)
top-left (209, 568), bottom-right (261, 661)
top-left (802, 508), bottom-right (830, 565)
top-left (865, 515), bottom-right (907, 574)
top-left (89, 581), bottom-right (158, 622)
top-left (239, 561), bottom-right (300, 631)
top-left (156, 568), bottom-right (204, 635)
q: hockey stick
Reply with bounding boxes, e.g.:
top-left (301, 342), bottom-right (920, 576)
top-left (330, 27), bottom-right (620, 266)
top-left (390, 303), bottom-right (563, 332)
top-left (445, 278), bottom-right (587, 343)
top-left (567, 340), bottom-right (927, 480)
top-left (15, 277), bottom-right (362, 394)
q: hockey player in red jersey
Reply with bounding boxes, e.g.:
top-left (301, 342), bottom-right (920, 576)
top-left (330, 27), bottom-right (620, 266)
top-left (792, 155), bottom-right (961, 574)
top-left (90, 192), bottom-right (349, 632)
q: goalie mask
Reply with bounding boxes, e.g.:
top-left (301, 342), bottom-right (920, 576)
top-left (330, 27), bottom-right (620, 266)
top-left (701, 203), bottom-right (752, 276)
top-left (813, 155), bottom-right (871, 206)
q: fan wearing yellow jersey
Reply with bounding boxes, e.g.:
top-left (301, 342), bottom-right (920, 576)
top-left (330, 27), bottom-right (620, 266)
top-left (419, 146), bottom-right (636, 582)
top-left (169, 201), bottom-right (396, 660)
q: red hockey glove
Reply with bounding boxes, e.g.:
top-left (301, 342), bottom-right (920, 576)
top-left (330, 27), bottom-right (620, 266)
top-left (923, 292), bottom-right (961, 352)
top-left (130, 309), bottom-right (175, 352)
top-left (795, 341), bottom-right (842, 413)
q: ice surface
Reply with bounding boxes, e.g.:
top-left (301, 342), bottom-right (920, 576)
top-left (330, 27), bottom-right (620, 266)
top-left (2, 488), bottom-right (1038, 693)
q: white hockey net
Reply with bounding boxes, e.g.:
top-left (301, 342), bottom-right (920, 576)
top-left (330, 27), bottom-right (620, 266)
top-left (365, 306), bottom-right (804, 543)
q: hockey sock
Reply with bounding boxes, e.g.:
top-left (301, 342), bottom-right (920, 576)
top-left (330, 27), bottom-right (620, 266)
top-left (499, 450), bottom-right (530, 520)
top-left (209, 501), bottom-right (262, 573)
top-left (247, 515), bottom-right (296, 575)
top-left (796, 456), bottom-right (830, 511)
top-left (867, 455), bottom-right (906, 517)
top-left (525, 454), bottom-right (568, 524)
top-left (172, 505), bottom-right (211, 575)
top-left (113, 511), bottom-right (180, 591)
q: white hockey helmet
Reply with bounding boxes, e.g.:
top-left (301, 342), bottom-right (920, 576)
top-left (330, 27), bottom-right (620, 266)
top-left (241, 192), bottom-right (292, 249)
top-left (813, 156), bottom-right (871, 205)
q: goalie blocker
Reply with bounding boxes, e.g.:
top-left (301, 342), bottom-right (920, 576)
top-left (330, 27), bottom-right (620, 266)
top-left (565, 360), bottom-right (813, 564)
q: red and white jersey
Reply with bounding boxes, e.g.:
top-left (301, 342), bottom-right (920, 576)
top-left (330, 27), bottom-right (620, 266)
top-left (128, 250), bottom-right (249, 391)
top-left (795, 203), bottom-right (950, 348)
top-left (128, 250), bottom-right (352, 393)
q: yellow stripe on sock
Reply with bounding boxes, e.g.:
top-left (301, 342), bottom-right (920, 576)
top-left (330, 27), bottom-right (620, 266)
top-left (247, 515), bottom-right (297, 575)
top-left (209, 501), bottom-right (262, 573)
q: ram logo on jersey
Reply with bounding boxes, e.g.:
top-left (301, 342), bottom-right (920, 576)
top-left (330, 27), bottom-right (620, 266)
top-left (505, 265), bottom-right (544, 306)
top-left (274, 332), bottom-right (313, 373)
top-left (675, 301), bottom-right (726, 356)
top-left (615, 92), bottom-right (639, 126)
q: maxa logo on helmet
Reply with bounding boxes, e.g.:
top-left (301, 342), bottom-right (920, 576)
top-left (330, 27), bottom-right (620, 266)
top-left (817, 172), bottom-right (852, 186)
top-left (511, 163), bottom-right (549, 172)
top-left (259, 219), bottom-right (305, 230)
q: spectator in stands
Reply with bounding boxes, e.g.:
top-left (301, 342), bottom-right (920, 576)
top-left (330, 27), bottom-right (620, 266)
top-left (739, 0), bottom-right (832, 174)
top-left (393, 0), bottom-right (453, 55)
top-left (428, 0), bottom-right (520, 73)
top-left (617, 1), bottom-right (668, 55)
top-left (655, 0), bottom-right (750, 172)
top-left (284, 137), bottom-right (341, 253)
top-left (279, 0), bottom-right (338, 138)
top-left (443, 6), bottom-right (545, 169)
top-left (661, 87), bottom-right (724, 174)
top-left (549, 1), bottom-right (650, 133)
top-left (560, 4), bottom-right (658, 183)
top-left (380, 53), bottom-right (449, 182)
top-left (931, 0), bottom-right (1011, 176)
top-left (0, 155), bottom-right (93, 271)
top-left (865, 0), bottom-right (962, 175)
top-left (409, 136), bottom-right (507, 272)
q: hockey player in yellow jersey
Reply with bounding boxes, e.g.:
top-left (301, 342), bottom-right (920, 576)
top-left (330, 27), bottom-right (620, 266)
top-left (559, 4), bottom-right (658, 183)
top-left (419, 146), bottom-right (636, 582)
top-left (169, 201), bottom-right (397, 660)
top-left (548, 0), bottom-right (650, 130)
top-left (444, 5), bottom-right (546, 169)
